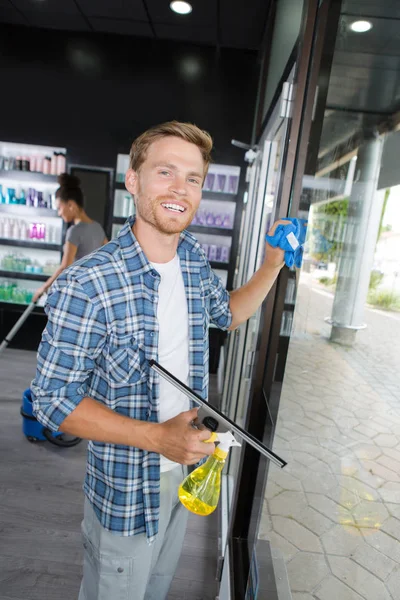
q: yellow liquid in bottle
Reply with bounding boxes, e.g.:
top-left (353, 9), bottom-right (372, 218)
top-left (178, 456), bottom-right (224, 516)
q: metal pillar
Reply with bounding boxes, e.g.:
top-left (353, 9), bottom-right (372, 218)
top-left (329, 134), bottom-right (385, 345)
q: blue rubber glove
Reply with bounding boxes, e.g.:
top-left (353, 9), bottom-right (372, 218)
top-left (266, 218), bottom-right (307, 268)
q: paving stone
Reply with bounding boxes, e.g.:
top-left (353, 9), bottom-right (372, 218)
top-left (328, 555), bottom-right (392, 600)
top-left (287, 552), bottom-right (329, 592)
top-left (361, 529), bottom-right (400, 563)
top-left (268, 491), bottom-right (308, 517)
top-left (294, 450), bottom-right (322, 467)
top-left (353, 425), bottom-right (378, 439)
top-left (276, 426), bottom-right (301, 442)
top-left (272, 516), bottom-right (323, 553)
top-left (376, 454), bottom-right (400, 474)
top-left (321, 523), bottom-right (362, 556)
top-left (338, 476), bottom-right (379, 501)
top-left (352, 542), bottom-right (396, 581)
top-left (378, 482), bottom-right (400, 504)
top-left (386, 503), bottom-right (400, 520)
top-left (270, 469), bottom-right (303, 492)
top-left (380, 516), bottom-right (400, 541)
top-left (329, 458), bottom-right (360, 477)
top-left (300, 471), bottom-right (338, 495)
top-left (293, 506), bottom-right (334, 537)
top-left (325, 487), bottom-right (362, 512)
top-left (259, 530), bottom-right (299, 562)
top-left (265, 481), bottom-right (283, 500)
top-left (315, 574), bottom-right (364, 600)
top-left (353, 445), bottom-right (382, 461)
top-left (361, 460), bottom-right (400, 483)
top-left (387, 565), bottom-right (400, 600)
top-left (359, 419), bottom-right (392, 434)
top-left (350, 469), bottom-right (384, 490)
top-left (307, 413), bottom-right (337, 428)
top-left (351, 501), bottom-right (390, 529)
top-left (307, 492), bottom-right (354, 525)
top-left (374, 434), bottom-right (399, 448)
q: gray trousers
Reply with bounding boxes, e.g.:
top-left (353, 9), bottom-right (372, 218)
top-left (78, 465), bottom-right (188, 600)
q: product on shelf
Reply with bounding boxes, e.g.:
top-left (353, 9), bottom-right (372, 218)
top-left (191, 209), bottom-right (233, 229)
top-left (0, 216), bottom-right (59, 244)
top-left (0, 252), bottom-right (59, 275)
top-left (202, 166), bottom-right (240, 195)
top-left (0, 183), bottom-right (54, 208)
top-left (0, 151), bottom-right (66, 175)
top-left (200, 242), bottom-right (230, 263)
top-left (0, 280), bottom-right (34, 304)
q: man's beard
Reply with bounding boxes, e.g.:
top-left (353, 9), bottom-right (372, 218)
top-left (137, 194), bottom-right (194, 234)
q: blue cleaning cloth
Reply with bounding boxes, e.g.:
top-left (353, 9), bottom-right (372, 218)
top-left (265, 218), bottom-right (307, 268)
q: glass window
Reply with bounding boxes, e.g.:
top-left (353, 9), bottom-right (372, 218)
top-left (259, 4), bottom-right (400, 598)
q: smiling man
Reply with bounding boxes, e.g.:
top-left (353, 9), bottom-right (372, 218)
top-left (31, 121), bottom-right (287, 600)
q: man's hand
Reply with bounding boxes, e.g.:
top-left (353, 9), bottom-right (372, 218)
top-left (152, 408), bottom-right (215, 465)
top-left (264, 219), bottom-right (292, 269)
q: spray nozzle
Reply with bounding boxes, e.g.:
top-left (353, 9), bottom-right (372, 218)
top-left (205, 431), bottom-right (241, 455)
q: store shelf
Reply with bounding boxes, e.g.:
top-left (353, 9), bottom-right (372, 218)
top-left (0, 270), bottom-right (48, 282)
top-left (0, 170), bottom-right (59, 185)
top-left (0, 300), bottom-right (44, 313)
top-left (0, 204), bottom-right (58, 218)
top-left (0, 238), bottom-right (61, 251)
top-left (210, 261), bottom-right (229, 269)
top-left (188, 225), bottom-right (233, 237)
top-left (112, 216), bottom-right (128, 224)
top-left (202, 192), bottom-right (238, 202)
top-left (115, 181), bottom-right (126, 190)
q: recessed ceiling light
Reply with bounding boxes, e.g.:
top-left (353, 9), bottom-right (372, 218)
top-left (350, 20), bottom-right (373, 33)
top-left (170, 1), bottom-right (192, 15)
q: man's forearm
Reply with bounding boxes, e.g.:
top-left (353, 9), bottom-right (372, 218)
top-left (229, 263), bottom-right (282, 329)
top-left (59, 396), bottom-right (158, 451)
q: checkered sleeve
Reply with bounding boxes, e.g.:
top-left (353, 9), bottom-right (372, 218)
top-left (208, 267), bottom-right (232, 330)
top-left (31, 279), bottom-right (107, 431)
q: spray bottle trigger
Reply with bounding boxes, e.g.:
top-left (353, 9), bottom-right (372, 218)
top-left (204, 432), bottom-right (218, 443)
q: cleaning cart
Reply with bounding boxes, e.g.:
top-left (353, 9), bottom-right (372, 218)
top-left (1, 301), bottom-right (81, 447)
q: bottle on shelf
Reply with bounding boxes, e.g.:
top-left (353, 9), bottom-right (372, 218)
top-left (21, 157), bottom-right (30, 172)
top-left (36, 156), bottom-right (44, 173)
top-left (56, 153), bottom-right (66, 174)
top-left (50, 153), bottom-right (57, 175)
top-left (43, 157), bottom-right (51, 175)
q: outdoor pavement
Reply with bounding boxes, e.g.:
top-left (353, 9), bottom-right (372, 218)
top-left (259, 272), bottom-right (400, 600)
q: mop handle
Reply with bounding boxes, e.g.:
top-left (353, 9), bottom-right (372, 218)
top-left (0, 302), bottom-right (37, 355)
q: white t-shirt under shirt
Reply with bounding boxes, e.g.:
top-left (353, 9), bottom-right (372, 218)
top-left (150, 254), bottom-right (190, 472)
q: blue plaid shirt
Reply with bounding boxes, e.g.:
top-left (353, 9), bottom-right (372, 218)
top-left (31, 216), bottom-right (231, 541)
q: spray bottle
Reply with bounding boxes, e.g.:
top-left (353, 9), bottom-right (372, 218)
top-left (178, 431), bottom-right (241, 516)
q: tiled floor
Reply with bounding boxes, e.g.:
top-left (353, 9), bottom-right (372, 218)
top-left (259, 274), bottom-right (400, 600)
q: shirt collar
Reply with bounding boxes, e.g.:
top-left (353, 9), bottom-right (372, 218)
top-left (117, 215), bottom-right (204, 278)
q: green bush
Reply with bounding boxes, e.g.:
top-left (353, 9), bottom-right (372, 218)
top-left (369, 270), bottom-right (384, 291)
top-left (318, 274), bottom-right (337, 287)
top-left (367, 289), bottom-right (400, 311)
top-left (318, 276), bottom-right (331, 285)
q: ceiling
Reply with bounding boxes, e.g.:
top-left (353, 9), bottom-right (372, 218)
top-left (319, 0), bottom-right (400, 161)
top-left (0, 0), bottom-right (271, 50)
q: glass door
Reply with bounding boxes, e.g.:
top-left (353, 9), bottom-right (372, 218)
top-left (218, 67), bottom-right (296, 600)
